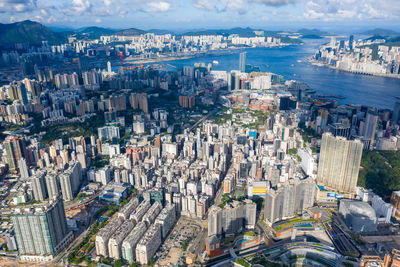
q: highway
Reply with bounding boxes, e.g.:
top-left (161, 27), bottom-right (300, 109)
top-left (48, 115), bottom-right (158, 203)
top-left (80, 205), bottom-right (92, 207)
top-left (189, 109), bottom-right (218, 132)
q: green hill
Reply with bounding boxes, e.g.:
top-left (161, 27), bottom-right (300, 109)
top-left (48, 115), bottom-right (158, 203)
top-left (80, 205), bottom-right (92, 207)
top-left (0, 20), bottom-right (65, 46)
top-left (77, 26), bottom-right (117, 39)
top-left (360, 28), bottom-right (399, 37)
top-left (114, 28), bottom-right (146, 36)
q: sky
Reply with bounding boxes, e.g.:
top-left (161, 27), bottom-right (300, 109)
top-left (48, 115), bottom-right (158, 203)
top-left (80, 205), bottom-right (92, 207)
top-left (0, 0), bottom-right (399, 32)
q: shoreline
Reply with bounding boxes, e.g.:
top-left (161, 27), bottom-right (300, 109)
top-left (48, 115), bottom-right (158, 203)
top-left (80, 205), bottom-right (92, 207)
top-left (308, 59), bottom-right (400, 80)
top-left (122, 43), bottom-right (297, 65)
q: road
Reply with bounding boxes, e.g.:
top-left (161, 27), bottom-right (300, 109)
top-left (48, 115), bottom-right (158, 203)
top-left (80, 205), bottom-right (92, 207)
top-left (53, 204), bottom-right (99, 263)
top-left (189, 109), bottom-right (218, 132)
top-left (64, 191), bottom-right (101, 210)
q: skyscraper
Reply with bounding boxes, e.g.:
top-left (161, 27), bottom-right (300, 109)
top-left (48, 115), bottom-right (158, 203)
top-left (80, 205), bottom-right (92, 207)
top-left (31, 170), bottom-right (47, 202)
top-left (239, 52), bottom-right (247, 73)
top-left (107, 61), bottom-right (112, 73)
top-left (207, 200), bottom-right (256, 237)
top-left (59, 161), bottom-right (82, 201)
top-left (18, 158), bottom-right (29, 180)
top-left (317, 133), bottom-right (363, 193)
top-left (4, 136), bottom-right (27, 173)
top-left (362, 110), bottom-right (378, 149)
top-left (393, 101), bottom-right (400, 124)
top-left (139, 93), bottom-right (149, 114)
top-left (264, 177), bottom-right (315, 224)
top-left (349, 35), bottom-right (354, 50)
top-left (45, 173), bottom-right (60, 199)
top-left (11, 197), bottom-right (73, 262)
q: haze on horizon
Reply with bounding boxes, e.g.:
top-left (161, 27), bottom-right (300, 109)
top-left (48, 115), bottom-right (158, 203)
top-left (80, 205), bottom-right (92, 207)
top-left (0, 0), bottom-right (399, 32)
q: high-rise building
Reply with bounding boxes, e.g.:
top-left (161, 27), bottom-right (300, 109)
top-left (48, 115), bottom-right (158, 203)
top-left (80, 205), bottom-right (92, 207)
top-left (207, 200), bottom-right (256, 237)
top-left (4, 136), bottom-right (27, 173)
top-left (108, 219), bottom-right (136, 259)
top-left (98, 126), bottom-right (120, 141)
top-left (139, 93), bottom-right (149, 114)
top-left (31, 170), bottom-right (47, 202)
top-left (349, 35), bottom-right (354, 50)
top-left (107, 61), bottom-right (112, 73)
top-left (328, 123), bottom-right (350, 139)
top-left (154, 204), bottom-right (176, 239)
top-left (239, 52), bottom-right (247, 73)
top-left (136, 224), bottom-right (162, 265)
top-left (129, 93), bottom-right (139, 109)
top-left (393, 101), bottom-right (400, 124)
top-left (121, 221), bottom-right (147, 263)
top-left (96, 217), bottom-right (124, 257)
top-left (391, 191), bottom-right (400, 220)
top-left (45, 173), bottom-right (60, 199)
top-left (59, 161), bottom-right (82, 201)
top-left (362, 110), bottom-right (378, 149)
top-left (11, 197), bottom-right (73, 262)
top-left (317, 133), bottom-right (363, 193)
top-left (18, 158), bottom-right (29, 180)
top-left (384, 249), bottom-right (400, 267)
top-left (264, 177), bottom-right (316, 224)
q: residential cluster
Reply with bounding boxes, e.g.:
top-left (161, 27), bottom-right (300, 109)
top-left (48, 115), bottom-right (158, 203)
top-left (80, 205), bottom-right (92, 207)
top-left (313, 35), bottom-right (400, 76)
top-left (0, 31), bottom-right (400, 267)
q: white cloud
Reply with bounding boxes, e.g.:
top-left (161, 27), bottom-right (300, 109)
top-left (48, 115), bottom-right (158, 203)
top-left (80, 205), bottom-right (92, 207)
top-left (219, 0), bottom-right (245, 12)
top-left (249, 0), bottom-right (299, 6)
top-left (145, 1), bottom-right (171, 12)
top-left (192, 0), bottom-right (215, 10)
top-left (103, 0), bottom-right (112, 6)
top-left (304, 0), bottom-right (400, 21)
top-left (70, 0), bottom-right (92, 15)
top-left (0, 0), bottom-right (37, 13)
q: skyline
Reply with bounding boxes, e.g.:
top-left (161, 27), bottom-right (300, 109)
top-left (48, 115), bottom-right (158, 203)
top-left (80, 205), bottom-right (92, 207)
top-left (1, 0), bottom-right (400, 31)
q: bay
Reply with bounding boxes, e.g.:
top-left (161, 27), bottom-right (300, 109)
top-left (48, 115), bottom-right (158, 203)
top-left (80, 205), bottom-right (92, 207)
top-left (166, 39), bottom-right (400, 110)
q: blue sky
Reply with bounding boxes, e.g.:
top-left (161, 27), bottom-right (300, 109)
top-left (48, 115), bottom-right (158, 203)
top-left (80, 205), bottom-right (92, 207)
top-left (0, 0), bottom-right (399, 31)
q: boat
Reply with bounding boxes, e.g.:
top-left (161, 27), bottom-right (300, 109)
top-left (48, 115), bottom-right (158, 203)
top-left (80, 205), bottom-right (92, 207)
top-left (213, 60), bottom-right (219, 65)
top-left (297, 60), bottom-right (302, 63)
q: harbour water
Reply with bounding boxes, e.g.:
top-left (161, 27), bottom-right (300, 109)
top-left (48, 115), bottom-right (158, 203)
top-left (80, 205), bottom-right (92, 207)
top-left (166, 39), bottom-right (400, 110)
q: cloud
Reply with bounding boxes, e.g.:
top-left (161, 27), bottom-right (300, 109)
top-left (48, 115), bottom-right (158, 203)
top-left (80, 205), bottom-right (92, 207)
top-left (193, 0), bottom-right (246, 12)
top-left (70, 0), bottom-right (92, 15)
top-left (304, 0), bottom-right (400, 21)
top-left (0, 0), bottom-right (37, 13)
top-left (192, 0), bottom-right (215, 10)
top-left (219, 0), bottom-right (245, 12)
top-left (193, 0), bottom-right (298, 13)
top-left (145, 1), bottom-right (171, 12)
top-left (249, 0), bottom-right (299, 6)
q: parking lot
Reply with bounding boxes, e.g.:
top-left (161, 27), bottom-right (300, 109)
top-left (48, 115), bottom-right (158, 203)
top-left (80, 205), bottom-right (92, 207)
top-left (156, 217), bottom-right (203, 265)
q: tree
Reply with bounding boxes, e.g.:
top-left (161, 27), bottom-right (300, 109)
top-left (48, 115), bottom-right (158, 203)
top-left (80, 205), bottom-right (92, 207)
top-left (113, 259), bottom-right (123, 267)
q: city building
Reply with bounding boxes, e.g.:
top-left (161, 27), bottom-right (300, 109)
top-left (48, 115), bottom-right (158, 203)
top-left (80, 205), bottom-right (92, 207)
top-left (317, 133), bottom-right (363, 193)
top-left (95, 217), bottom-right (124, 257)
top-left (155, 204), bottom-right (176, 239)
top-left (11, 197), bottom-right (73, 262)
top-left (31, 170), bottom-right (47, 201)
top-left (59, 161), bottom-right (82, 201)
top-left (239, 52), bottom-right (247, 73)
top-left (208, 199), bottom-right (256, 237)
top-left (135, 224), bottom-right (162, 265)
top-left (121, 221), bottom-right (147, 263)
top-left (339, 199), bottom-right (377, 232)
top-left (264, 177), bottom-right (316, 224)
top-left (390, 191), bottom-right (400, 220)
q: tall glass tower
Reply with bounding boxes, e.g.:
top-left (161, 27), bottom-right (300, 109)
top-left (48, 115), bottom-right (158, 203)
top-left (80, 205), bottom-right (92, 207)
top-left (239, 52), bottom-right (247, 72)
